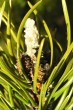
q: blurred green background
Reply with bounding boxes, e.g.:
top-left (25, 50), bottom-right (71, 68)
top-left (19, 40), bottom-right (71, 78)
top-left (0, 0), bottom-right (73, 47)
